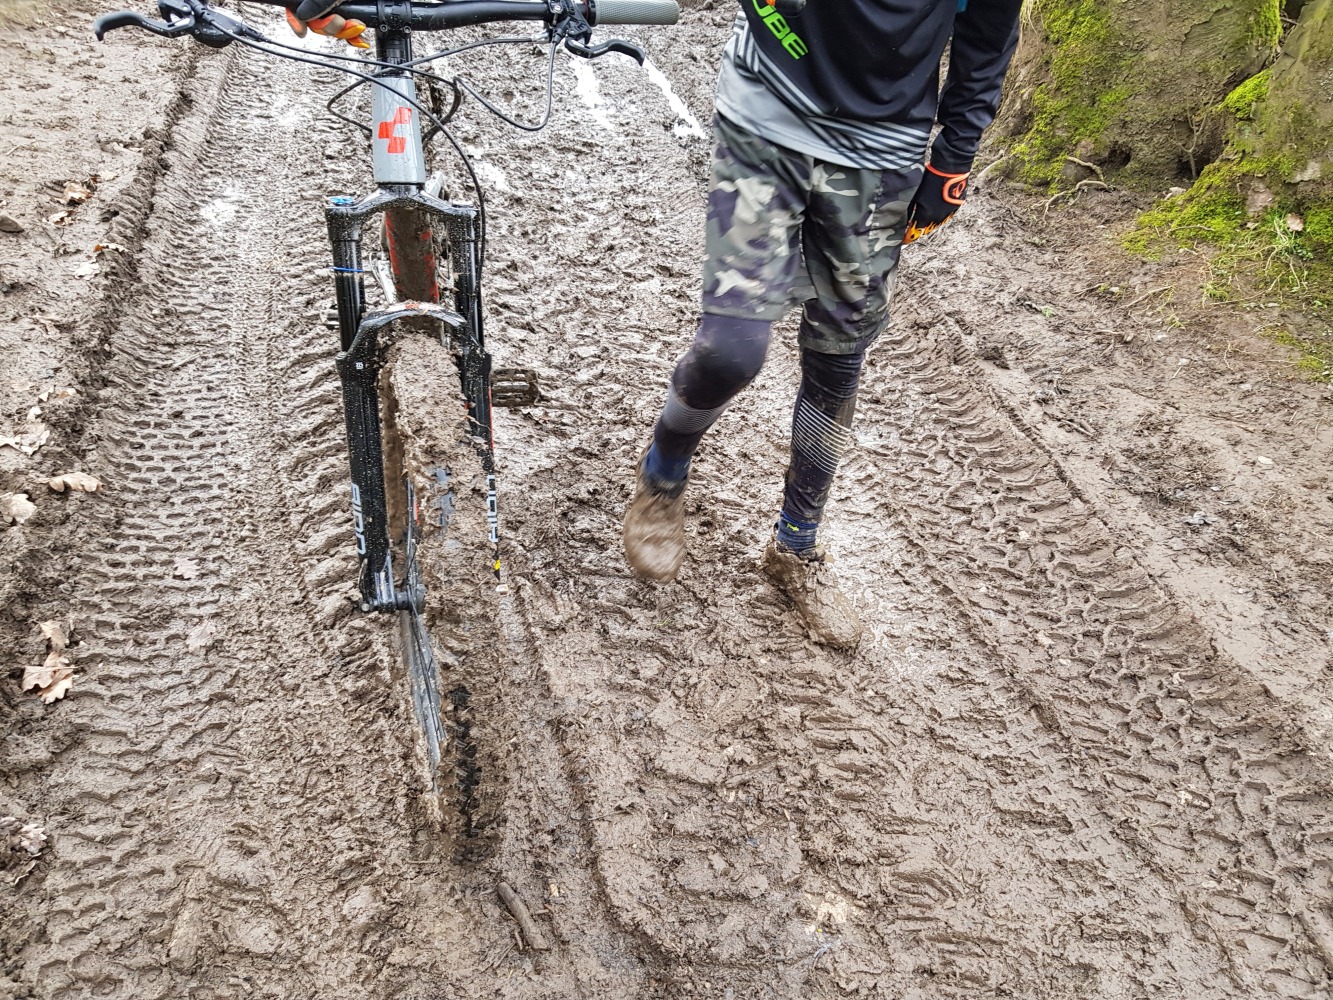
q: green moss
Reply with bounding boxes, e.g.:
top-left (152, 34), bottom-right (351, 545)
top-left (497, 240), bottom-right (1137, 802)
top-left (1221, 70), bottom-right (1271, 121)
top-left (1272, 326), bottom-right (1333, 383)
top-left (1123, 151), bottom-right (1333, 331)
top-left (1304, 205), bottom-right (1333, 254)
top-left (1249, 0), bottom-right (1284, 51)
top-left (1012, 0), bottom-right (1133, 185)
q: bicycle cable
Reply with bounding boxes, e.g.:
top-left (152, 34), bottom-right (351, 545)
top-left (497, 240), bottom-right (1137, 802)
top-left (217, 23), bottom-right (568, 282)
top-left (323, 34), bottom-right (538, 135)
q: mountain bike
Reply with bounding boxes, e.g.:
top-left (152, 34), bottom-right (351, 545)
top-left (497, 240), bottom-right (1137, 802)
top-left (93, 0), bottom-right (678, 814)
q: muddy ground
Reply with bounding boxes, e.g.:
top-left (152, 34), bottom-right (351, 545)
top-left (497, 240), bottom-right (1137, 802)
top-left (3, 2), bottom-right (1333, 997)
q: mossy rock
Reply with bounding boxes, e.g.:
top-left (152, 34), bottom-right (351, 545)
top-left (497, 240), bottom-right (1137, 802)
top-left (999, 0), bottom-right (1283, 187)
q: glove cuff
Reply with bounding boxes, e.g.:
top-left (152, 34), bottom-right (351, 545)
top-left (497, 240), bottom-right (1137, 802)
top-left (927, 136), bottom-right (975, 176)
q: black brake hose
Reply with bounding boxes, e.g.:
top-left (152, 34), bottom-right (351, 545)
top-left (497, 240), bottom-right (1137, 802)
top-left (217, 23), bottom-right (569, 284)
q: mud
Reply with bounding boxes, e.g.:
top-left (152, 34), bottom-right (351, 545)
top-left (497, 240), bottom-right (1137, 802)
top-left (3, 2), bottom-right (1332, 998)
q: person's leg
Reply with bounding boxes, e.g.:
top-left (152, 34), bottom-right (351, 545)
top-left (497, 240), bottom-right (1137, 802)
top-left (642, 313), bottom-right (772, 493)
top-left (624, 115), bottom-right (809, 582)
top-left (759, 161), bottom-right (919, 648)
top-left (774, 346), bottom-right (865, 553)
top-left (776, 160), bottom-right (918, 549)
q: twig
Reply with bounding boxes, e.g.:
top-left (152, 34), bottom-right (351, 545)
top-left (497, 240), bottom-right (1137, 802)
top-left (498, 881), bottom-right (550, 951)
top-left (1064, 155), bottom-right (1105, 181)
top-left (974, 154), bottom-right (1012, 188)
top-left (1043, 179), bottom-right (1111, 216)
top-left (1122, 285), bottom-right (1172, 310)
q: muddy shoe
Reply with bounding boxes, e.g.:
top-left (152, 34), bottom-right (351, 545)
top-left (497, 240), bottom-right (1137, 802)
top-left (761, 538), bottom-right (865, 651)
top-left (623, 451), bottom-right (687, 582)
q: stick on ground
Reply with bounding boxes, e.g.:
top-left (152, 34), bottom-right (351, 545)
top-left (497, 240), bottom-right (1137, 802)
top-left (497, 881), bottom-right (551, 951)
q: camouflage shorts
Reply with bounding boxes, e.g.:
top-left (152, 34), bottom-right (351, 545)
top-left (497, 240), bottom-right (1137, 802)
top-left (702, 114), bottom-right (922, 355)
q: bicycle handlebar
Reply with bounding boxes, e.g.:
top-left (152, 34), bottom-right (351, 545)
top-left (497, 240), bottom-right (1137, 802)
top-left (585, 0), bottom-right (679, 24)
top-left (275, 0), bottom-right (678, 29)
top-left (94, 0), bottom-right (679, 46)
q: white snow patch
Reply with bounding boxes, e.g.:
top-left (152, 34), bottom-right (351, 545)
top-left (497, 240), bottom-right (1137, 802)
top-left (570, 57), bottom-right (617, 133)
top-left (642, 58), bottom-right (705, 140)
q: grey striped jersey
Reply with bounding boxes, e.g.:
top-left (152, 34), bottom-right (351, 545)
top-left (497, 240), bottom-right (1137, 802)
top-left (714, 13), bottom-right (931, 172)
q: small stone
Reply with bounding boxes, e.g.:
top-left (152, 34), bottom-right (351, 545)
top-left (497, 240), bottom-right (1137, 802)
top-left (0, 213), bottom-right (23, 234)
top-left (1256, 456), bottom-right (1274, 468)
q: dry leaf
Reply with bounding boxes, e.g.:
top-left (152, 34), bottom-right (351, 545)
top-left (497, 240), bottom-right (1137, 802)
top-left (186, 621), bottom-right (216, 651)
top-left (2, 816), bottom-right (47, 857)
top-left (40, 620), bottom-right (68, 649)
top-left (0, 492), bottom-right (36, 526)
top-left (74, 261), bottom-right (99, 279)
top-left (93, 242), bottom-right (126, 256)
top-left (1286, 213), bottom-right (1305, 232)
top-left (25, 619), bottom-right (74, 703)
top-left (47, 472), bottom-right (103, 493)
top-left (61, 181), bottom-right (94, 205)
top-left (26, 405), bottom-right (41, 422)
top-left (48, 209), bottom-right (73, 226)
top-left (172, 557), bottom-right (200, 580)
top-left (0, 424), bottom-right (49, 456)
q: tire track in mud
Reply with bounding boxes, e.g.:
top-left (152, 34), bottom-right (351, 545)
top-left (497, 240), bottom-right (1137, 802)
top-left (14, 41), bottom-right (507, 999)
top-left (471, 14), bottom-right (1333, 997)
top-left (850, 294), bottom-right (1333, 996)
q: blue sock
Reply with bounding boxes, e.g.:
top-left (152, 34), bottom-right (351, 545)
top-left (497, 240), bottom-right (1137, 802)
top-left (775, 511), bottom-right (819, 553)
top-left (643, 443), bottom-right (690, 492)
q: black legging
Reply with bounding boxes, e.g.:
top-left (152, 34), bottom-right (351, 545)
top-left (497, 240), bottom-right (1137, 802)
top-left (649, 313), bottom-right (864, 531)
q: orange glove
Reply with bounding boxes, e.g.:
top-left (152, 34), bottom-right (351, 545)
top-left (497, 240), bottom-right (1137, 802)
top-left (285, 7), bottom-right (370, 47)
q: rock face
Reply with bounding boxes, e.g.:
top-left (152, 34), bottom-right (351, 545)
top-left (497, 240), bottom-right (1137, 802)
top-left (1250, 0), bottom-right (1332, 203)
top-left (998, 0), bottom-right (1284, 186)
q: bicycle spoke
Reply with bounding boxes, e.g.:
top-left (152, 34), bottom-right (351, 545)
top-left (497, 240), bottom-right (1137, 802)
top-left (400, 479), bottom-right (447, 788)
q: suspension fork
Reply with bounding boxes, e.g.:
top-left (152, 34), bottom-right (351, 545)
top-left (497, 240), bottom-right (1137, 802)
top-left (327, 190), bottom-right (476, 612)
top-left (448, 214), bottom-right (502, 578)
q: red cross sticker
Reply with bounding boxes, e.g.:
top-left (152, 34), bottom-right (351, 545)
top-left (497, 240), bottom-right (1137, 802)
top-left (377, 107), bottom-right (412, 155)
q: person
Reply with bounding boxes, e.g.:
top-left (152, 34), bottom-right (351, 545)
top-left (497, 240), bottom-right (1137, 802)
top-left (622, 0), bottom-right (1024, 649)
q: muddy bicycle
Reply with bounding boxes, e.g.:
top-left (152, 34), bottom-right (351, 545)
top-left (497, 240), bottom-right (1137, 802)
top-left (93, 0), bottom-right (678, 810)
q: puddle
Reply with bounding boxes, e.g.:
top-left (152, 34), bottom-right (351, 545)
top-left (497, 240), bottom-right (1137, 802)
top-left (200, 185), bottom-right (243, 227)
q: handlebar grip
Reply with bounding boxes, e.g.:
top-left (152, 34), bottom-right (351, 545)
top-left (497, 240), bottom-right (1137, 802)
top-left (589, 0), bottom-right (679, 25)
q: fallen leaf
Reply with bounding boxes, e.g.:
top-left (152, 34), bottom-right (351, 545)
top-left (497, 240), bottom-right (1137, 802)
top-left (1286, 213), bottom-right (1305, 232)
top-left (26, 405), bottom-right (41, 422)
top-left (47, 472), bottom-right (103, 493)
top-left (0, 492), bottom-right (36, 526)
top-left (40, 620), bottom-right (68, 650)
top-left (40, 675), bottom-right (73, 703)
top-left (37, 386), bottom-right (76, 403)
top-left (74, 260), bottom-right (99, 279)
top-left (1, 816), bottom-right (47, 858)
top-left (186, 621), bottom-right (216, 651)
top-left (61, 181), bottom-right (94, 205)
top-left (172, 557), bottom-right (200, 580)
top-left (47, 209), bottom-right (73, 226)
top-left (93, 242), bottom-right (126, 255)
top-left (0, 424), bottom-right (50, 456)
top-left (25, 619), bottom-right (74, 703)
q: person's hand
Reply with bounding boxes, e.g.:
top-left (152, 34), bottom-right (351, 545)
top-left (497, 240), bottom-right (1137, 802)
top-left (285, 5), bottom-right (370, 47)
top-left (904, 164), bottom-right (969, 245)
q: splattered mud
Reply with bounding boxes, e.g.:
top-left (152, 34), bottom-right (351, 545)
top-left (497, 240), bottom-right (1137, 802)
top-left (3, 2), bottom-right (1332, 998)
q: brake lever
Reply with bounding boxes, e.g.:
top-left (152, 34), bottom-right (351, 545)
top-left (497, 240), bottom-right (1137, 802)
top-left (93, 9), bottom-right (195, 40)
top-left (564, 37), bottom-right (646, 65)
top-left (94, 0), bottom-right (261, 47)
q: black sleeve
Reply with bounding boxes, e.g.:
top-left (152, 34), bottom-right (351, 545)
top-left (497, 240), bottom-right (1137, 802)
top-left (930, 0), bottom-right (1024, 173)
